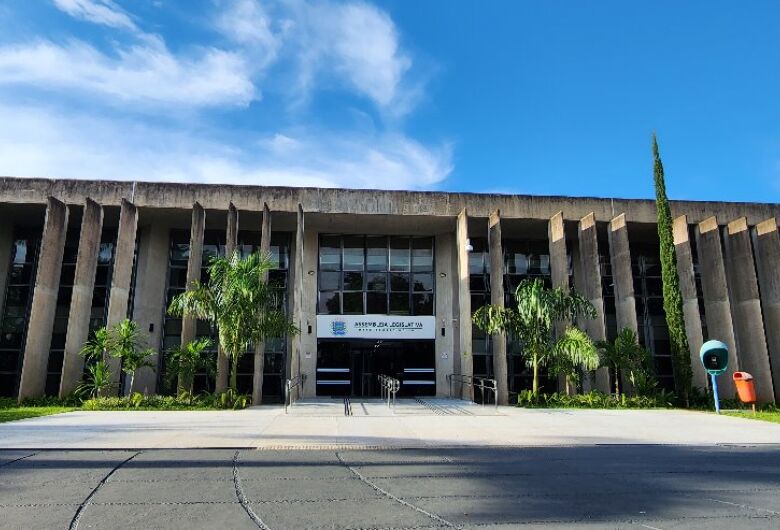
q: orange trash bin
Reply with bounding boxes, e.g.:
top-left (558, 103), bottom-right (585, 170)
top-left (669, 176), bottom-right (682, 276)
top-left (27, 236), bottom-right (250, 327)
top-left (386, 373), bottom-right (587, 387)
top-left (733, 372), bottom-right (757, 404)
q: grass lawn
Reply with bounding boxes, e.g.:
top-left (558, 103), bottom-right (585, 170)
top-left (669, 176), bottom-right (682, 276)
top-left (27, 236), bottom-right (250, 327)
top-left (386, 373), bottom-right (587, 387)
top-left (0, 406), bottom-right (74, 423)
top-left (722, 409), bottom-right (780, 425)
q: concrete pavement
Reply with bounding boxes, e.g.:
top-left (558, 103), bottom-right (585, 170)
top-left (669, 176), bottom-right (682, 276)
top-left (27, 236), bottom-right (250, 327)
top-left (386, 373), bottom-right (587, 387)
top-left (1, 398), bottom-right (779, 449)
top-left (2, 446), bottom-right (780, 529)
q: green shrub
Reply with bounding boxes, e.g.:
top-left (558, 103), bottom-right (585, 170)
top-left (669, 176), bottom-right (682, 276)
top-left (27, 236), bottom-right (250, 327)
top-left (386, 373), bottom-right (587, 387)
top-left (80, 391), bottom-right (252, 410)
top-left (1, 395), bottom-right (82, 409)
top-left (516, 390), bottom-right (675, 409)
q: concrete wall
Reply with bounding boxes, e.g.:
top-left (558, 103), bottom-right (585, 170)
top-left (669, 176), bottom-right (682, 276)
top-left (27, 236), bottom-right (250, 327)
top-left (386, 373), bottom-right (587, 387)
top-left (130, 222), bottom-right (170, 394)
top-left (2, 177), bottom-right (779, 225)
top-left (434, 232), bottom-right (456, 397)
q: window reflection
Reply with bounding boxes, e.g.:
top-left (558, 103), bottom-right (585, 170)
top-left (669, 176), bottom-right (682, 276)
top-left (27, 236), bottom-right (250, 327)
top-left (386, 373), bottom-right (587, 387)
top-left (318, 235), bottom-right (434, 315)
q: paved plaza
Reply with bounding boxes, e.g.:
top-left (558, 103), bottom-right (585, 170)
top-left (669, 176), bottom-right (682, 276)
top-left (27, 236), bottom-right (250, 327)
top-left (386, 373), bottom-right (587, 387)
top-left (1, 399), bottom-right (780, 449)
top-left (2, 400), bottom-right (780, 528)
top-left (2, 445), bottom-right (780, 529)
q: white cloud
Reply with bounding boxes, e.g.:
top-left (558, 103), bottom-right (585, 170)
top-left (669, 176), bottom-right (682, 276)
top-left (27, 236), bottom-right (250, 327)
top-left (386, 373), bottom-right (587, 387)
top-left (0, 1), bottom-right (452, 190)
top-left (0, 104), bottom-right (452, 190)
top-left (216, 0), bottom-right (282, 70)
top-left (53, 0), bottom-right (137, 31)
top-left (285, 0), bottom-right (412, 110)
top-left (0, 37), bottom-right (256, 107)
top-left (3, 0), bottom-right (417, 112)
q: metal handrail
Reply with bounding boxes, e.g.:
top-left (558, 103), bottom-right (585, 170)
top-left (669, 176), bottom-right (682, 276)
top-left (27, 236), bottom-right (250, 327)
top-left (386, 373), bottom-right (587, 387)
top-left (377, 374), bottom-right (400, 410)
top-left (284, 373), bottom-right (307, 414)
top-left (447, 373), bottom-right (498, 410)
top-left (447, 373), bottom-right (472, 399)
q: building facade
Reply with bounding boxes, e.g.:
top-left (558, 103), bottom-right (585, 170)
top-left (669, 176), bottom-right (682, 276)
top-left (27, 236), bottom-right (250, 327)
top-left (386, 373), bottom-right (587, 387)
top-left (1, 177), bottom-right (779, 404)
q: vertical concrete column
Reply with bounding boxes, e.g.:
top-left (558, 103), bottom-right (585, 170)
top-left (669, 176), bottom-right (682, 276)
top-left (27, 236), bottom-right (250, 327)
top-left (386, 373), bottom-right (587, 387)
top-left (608, 214), bottom-right (638, 334)
top-left (673, 216), bottom-right (707, 390)
top-left (18, 197), bottom-right (69, 400)
top-left (0, 218), bottom-right (14, 319)
top-left (288, 204), bottom-right (305, 399)
top-left (488, 210), bottom-right (508, 405)
top-left (549, 211), bottom-right (570, 393)
top-left (754, 218), bottom-right (780, 397)
top-left (608, 214), bottom-right (639, 395)
top-left (695, 216), bottom-right (738, 397)
top-left (548, 212), bottom-right (568, 291)
top-left (299, 225), bottom-right (318, 398)
top-left (59, 198), bottom-right (104, 397)
top-left (105, 199), bottom-right (139, 387)
top-left (179, 203), bottom-right (205, 390)
top-left (130, 222), bottom-right (170, 394)
top-left (456, 209), bottom-right (473, 400)
top-left (434, 232), bottom-right (455, 397)
top-left (724, 217), bottom-right (775, 403)
top-left (252, 203), bottom-right (270, 405)
top-left (215, 203), bottom-right (238, 393)
top-left (578, 212), bottom-right (610, 393)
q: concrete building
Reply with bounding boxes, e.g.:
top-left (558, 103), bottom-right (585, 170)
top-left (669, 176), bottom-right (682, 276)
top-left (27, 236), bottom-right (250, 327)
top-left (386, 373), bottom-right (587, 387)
top-left (0, 177), bottom-right (778, 404)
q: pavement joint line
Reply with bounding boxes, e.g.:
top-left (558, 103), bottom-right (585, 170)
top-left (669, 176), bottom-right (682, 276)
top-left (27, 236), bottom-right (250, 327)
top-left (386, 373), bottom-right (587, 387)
top-left (705, 497), bottom-right (780, 515)
top-left (67, 450), bottom-right (141, 530)
top-left (0, 451), bottom-right (36, 468)
top-left (232, 450), bottom-right (271, 530)
top-left (335, 451), bottom-right (460, 529)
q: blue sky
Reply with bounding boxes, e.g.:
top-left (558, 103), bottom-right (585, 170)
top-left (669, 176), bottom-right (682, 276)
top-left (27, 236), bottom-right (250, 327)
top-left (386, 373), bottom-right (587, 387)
top-left (0, 1), bottom-right (778, 202)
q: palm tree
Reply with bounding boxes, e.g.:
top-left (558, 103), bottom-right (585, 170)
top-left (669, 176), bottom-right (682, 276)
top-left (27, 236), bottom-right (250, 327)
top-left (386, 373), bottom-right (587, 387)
top-left (166, 338), bottom-right (214, 395)
top-left (548, 327), bottom-right (600, 395)
top-left (168, 251), bottom-right (298, 394)
top-left (109, 319), bottom-right (156, 394)
top-left (75, 360), bottom-right (114, 399)
top-left (473, 278), bottom-right (597, 395)
top-left (596, 327), bottom-right (652, 398)
top-left (80, 327), bottom-right (110, 363)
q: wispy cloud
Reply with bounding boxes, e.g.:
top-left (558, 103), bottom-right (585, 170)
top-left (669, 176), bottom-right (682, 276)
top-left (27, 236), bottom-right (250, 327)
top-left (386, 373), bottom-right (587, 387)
top-left (0, 37), bottom-right (256, 107)
top-left (0, 0), bottom-right (451, 189)
top-left (52, 0), bottom-right (137, 31)
top-left (0, 103), bottom-right (452, 189)
top-left (285, 0), bottom-right (413, 110)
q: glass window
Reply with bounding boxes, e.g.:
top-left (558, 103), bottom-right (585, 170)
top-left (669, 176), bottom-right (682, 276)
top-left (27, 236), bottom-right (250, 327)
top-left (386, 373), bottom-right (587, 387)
top-left (366, 292), bottom-right (387, 314)
top-left (469, 252), bottom-right (485, 275)
top-left (411, 237), bottom-right (433, 271)
top-left (366, 237), bottom-right (387, 271)
top-left (389, 237), bottom-right (410, 271)
top-left (366, 273), bottom-right (387, 292)
top-left (413, 293), bottom-right (433, 315)
top-left (319, 236), bottom-right (341, 271)
top-left (170, 243), bottom-right (189, 263)
top-left (412, 273), bottom-right (434, 292)
top-left (342, 292), bottom-right (363, 314)
top-left (389, 293), bottom-right (410, 315)
top-left (317, 234), bottom-right (435, 316)
top-left (343, 271), bottom-right (364, 291)
top-left (343, 236), bottom-right (365, 271)
top-left (318, 291), bottom-right (340, 314)
top-left (508, 252), bottom-right (528, 274)
top-left (390, 272), bottom-right (409, 292)
top-left (319, 271), bottom-right (340, 291)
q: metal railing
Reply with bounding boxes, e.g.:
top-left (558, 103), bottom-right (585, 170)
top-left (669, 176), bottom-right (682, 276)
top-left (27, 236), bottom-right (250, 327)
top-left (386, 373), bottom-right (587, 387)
top-left (447, 373), bottom-right (499, 410)
top-left (377, 374), bottom-right (400, 410)
top-left (284, 373), bottom-right (307, 414)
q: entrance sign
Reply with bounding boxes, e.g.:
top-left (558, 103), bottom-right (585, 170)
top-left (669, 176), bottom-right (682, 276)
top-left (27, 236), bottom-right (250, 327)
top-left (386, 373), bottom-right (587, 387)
top-left (317, 315), bottom-right (436, 339)
top-left (700, 340), bottom-right (729, 414)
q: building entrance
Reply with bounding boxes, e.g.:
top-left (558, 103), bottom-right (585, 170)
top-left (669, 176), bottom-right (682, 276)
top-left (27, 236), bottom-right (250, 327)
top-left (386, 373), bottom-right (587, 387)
top-left (316, 340), bottom-right (435, 397)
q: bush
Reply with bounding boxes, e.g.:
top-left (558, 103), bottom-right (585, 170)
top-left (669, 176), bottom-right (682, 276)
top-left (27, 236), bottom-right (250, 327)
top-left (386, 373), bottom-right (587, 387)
top-left (81, 391), bottom-right (251, 410)
top-left (516, 390), bottom-right (675, 409)
top-left (1, 396), bottom-right (82, 409)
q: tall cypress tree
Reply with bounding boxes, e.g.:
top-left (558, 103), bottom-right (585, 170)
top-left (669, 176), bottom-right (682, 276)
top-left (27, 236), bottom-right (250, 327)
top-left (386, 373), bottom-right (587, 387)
top-left (652, 133), bottom-right (692, 404)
